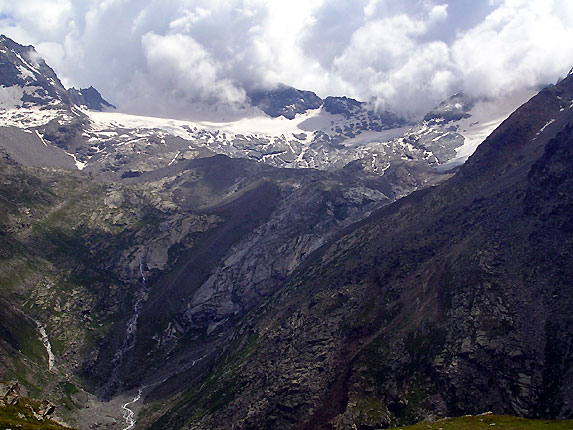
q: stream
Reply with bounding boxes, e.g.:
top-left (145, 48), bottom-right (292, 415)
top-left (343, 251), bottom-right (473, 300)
top-left (36, 321), bottom-right (55, 371)
top-left (108, 252), bottom-right (209, 429)
top-left (102, 254), bottom-right (149, 398)
top-left (121, 388), bottom-right (142, 430)
top-left (118, 354), bottom-right (208, 429)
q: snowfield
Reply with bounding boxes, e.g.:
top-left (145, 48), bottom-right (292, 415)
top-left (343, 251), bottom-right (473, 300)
top-left (438, 89), bottom-right (537, 169)
top-left (0, 82), bottom-right (538, 173)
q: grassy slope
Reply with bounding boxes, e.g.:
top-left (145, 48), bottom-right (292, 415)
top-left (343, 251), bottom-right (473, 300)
top-left (0, 397), bottom-right (76, 429)
top-left (0, 153), bottom-right (172, 421)
top-left (397, 415), bottom-right (573, 430)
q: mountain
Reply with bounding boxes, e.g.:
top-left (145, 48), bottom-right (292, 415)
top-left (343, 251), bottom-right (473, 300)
top-left (1, 33), bottom-right (569, 430)
top-left (248, 84), bottom-right (323, 119)
top-left (0, 112), bottom-right (445, 429)
top-left (0, 35), bottom-right (70, 109)
top-left (423, 92), bottom-right (473, 123)
top-left (67, 87), bottom-right (116, 111)
top-left (134, 76), bottom-right (573, 429)
top-left (0, 34), bottom-right (452, 429)
top-left (247, 84), bottom-right (406, 134)
top-left (0, 35), bottom-right (116, 160)
top-left (0, 35), bottom-right (115, 113)
top-left (140, 71), bottom-right (573, 430)
top-left (0, 35), bottom-right (532, 178)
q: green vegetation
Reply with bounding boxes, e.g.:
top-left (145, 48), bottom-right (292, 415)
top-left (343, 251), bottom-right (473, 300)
top-left (351, 396), bottom-right (391, 428)
top-left (395, 415), bottom-right (573, 430)
top-left (1, 358), bottom-right (55, 397)
top-left (0, 398), bottom-right (75, 429)
top-left (147, 332), bottom-right (261, 429)
top-left (0, 156), bottom-right (157, 410)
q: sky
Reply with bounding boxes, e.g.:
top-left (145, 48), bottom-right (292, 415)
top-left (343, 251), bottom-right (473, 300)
top-left (1, 0), bottom-right (573, 120)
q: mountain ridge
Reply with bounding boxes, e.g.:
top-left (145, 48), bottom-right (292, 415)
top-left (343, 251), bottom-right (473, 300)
top-left (0, 35), bottom-right (114, 112)
top-left (0, 33), bottom-right (571, 430)
top-left (0, 34), bottom-right (535, 178)
top-left (140, 72), bottom-right (573, 430)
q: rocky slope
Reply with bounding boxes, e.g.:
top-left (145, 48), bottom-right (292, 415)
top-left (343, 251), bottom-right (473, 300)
top-left (248, 84), bottom-right (324, 119)
top-left (0, 35), bottom-right (453, 426)
top-left (139, 72), bottom-right (573, 430)
top-left (0, 123), bottom-right (448, 428)
top-left (0, 33), bottom-right (566, 430)
top-left (0, 380), bottom-right (75, 429)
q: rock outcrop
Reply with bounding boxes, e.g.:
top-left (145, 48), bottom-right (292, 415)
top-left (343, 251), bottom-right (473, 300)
top-left (0, 381), bottom-right (22, 406)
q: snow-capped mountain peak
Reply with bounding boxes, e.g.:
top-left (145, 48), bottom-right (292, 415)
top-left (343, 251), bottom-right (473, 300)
top-left (0, 35), bottom-right (536, 180)
top-left (68, 86), bottom-right (116, 111)
top-left (0, 35), bottom-right (114, 113)
top-left (0, 35), bottom-right (70, 110)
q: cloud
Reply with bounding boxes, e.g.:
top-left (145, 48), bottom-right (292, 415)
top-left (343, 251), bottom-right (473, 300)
top-left (327, 4), bottom-right (456, 115)
top-left (139, 32), bottom-right (246, 117)
top-left (452, 0), bottom-right (573, 98)
top-left (0, 0), bottom-right (572, 118)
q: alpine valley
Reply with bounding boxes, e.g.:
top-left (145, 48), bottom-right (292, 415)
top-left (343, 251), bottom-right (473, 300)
top-left (0, 34), bottom-right (571, 430)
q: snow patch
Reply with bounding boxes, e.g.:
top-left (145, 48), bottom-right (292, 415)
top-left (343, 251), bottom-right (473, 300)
top-left (14, 52), bottom-right (37, 71)
top-left (168, 150), bottom-right (181, 166)
top-left (35, 130), bottom-right (48, 146)
top-left (64, 151), bottom-right (87, 170)
top-left (538, 119), bottom-right (555, 135)
top-left (450, 89), bottom-right (537, 164)
top-left (339, 128), bottom-right (408, 148)
top-left (0, 86), bottom-right (24, 109)
top-left (36, 322), bottom-right (56, 371)
top-left (0, 105), bottom-right (63, 128)
top-left (17, 65), bottom-right (36, 80)
top-left (94, 131), bottom-right (119, 137)
top-left (431, 132), bottom-right (449, 142)
top-left (88, 107), bottom-right (329, 139)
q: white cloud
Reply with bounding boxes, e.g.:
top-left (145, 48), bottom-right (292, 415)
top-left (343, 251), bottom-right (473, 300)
top-left (452, 0), bottom-right (573, 98)
top-left (0, 0), bottom-right (71, 34)
top-left (141, 32), bottom-right (245, 108)
top-left (330, 5), bottom-right (453, 114)
top-left (0, 0), bottom-right (571, 118)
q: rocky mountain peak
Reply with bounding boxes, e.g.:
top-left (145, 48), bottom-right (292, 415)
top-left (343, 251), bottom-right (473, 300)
top-left (68, 86), bottom-right (116, 111)
top-left (322, 95), bottom-right (362, 118)
top-left (423, 92), bottom-right (475, 124)
top-left (247, 83), bottom-right (323, 119)
top-left (247, 84), bottom-right (408, 130)
top-left (0, 35), bottom-right (113, 113)
top-left (0, 34), bottom-right (70, 109)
